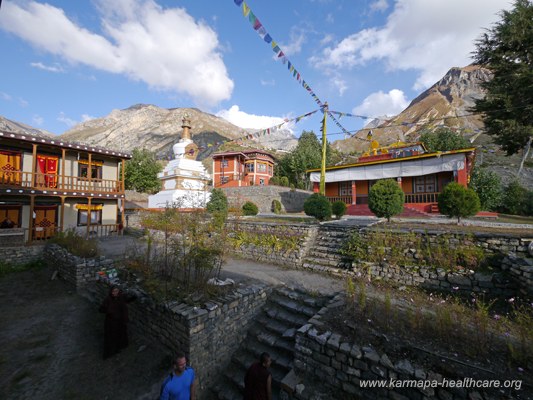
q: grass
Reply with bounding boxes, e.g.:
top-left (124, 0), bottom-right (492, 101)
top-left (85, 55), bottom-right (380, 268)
top-left (0, 259), bottom-right (46, 278)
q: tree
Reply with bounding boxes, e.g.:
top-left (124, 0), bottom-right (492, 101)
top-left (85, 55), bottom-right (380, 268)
top-left (419, 128), bottom-right (470, 152)
top-left (275, 131), bottom-right (341, 188)
top-left (125, 148), bottom-right (162, 194)
top-left (303, 193), bottom-right (332, 221)
top-left (472, 0), bottom-right (533, 155)
top-left (500, 180), bottom-right (529, 215)
top-left (469, 168), bottom-right (503, 211)
top-left (206, 188), bottom-right (228, 226)
top-left (438, 183), bottom-right (480, 223)
top-left (368, 179), bottom-right (404, 222)
top-left (331, 201), bottom-right (347, 219)
top-left (242, 201), bottom-right (259, 216)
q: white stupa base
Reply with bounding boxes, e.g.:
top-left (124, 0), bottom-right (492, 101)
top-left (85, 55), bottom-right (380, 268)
top-left (148, 189), bottom-right (210, 209)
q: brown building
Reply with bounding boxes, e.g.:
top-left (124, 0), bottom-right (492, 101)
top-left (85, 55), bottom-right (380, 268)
top-left (212, 149), bottom-right (274, 188)
top-left (0, 130), bottom-right (130, 243)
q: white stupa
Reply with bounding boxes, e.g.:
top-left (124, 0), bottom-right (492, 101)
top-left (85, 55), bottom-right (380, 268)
top-left (148, 114), bottom-right (211, 209)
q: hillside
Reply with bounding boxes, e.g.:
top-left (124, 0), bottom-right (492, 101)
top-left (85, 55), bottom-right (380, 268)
top-left (0, 115), bottom-right (53, 138)
top-left (332, 65), bottom-right (532, 188)
top-left (59, 104), bottom-right (297, 161)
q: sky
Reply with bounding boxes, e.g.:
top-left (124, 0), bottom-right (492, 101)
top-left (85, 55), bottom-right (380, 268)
top-left (0, 0), bottom-right (514, 143)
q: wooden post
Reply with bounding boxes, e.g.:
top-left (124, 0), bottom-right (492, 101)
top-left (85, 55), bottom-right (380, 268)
top-left (61, 148), bottom-right (66, 189)
top-left (351, 180), bottom-right (357, 205)
top-left (31, 144), bottom-right (37, 188)
top-left (86, 197), bottom-right (92, 237)
top-left (88, 153), bottom-right (92, 191)
top-left (121, 158), bottom-right (126, 191)
top-left (60, 196), bottom-right (65, 233)
top-left (320, 103), bottom-right (328, 195)
top-left (28, 195), bottom-right (35, 243)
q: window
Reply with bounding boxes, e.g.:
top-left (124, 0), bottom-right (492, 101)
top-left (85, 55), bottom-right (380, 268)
top-left (258, 163), bottom-right (266, 172)
top-left (246, 163), bottom-right (254, 172)
top-left (259, 179), bottom-right (265, 185)
top-left (268, 165), bottom-right (273, 175)
top-left (221, 176), bottom-right (229, 184)
top-left (221, 159), bottom-right (228, 168)
top-left (76, 204), bottom-right (103, 226)
top-left (78, 160), bottom-right (103, 179)
top-left (339, 182), bottom-right (352, 196)
top-left (415, 175), bottom-right (436, 193)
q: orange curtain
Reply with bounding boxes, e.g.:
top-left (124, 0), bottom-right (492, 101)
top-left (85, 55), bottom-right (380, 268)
top-left (0, 152), bottom-right (21, 184)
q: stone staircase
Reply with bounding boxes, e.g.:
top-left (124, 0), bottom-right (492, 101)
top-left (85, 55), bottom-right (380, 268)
top-left (302, 225), bottom-right (354, 273)
top-left (212, 287), bottom-right (332, 400)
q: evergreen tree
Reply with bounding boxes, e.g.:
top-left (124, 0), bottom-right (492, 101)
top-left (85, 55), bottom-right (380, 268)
top-left (419, 128), bottom-right (470, 152)
top-left (438, 183), bottom-right (480, 223)
top-left (125, 148), bottom-right (162, 194)
top-left (473, 0), bottom-right (533, 155)
top-left (469, 168), bottom-right (503, 211)
top-left (275, 131), bottom-right (341, 188)
top-left (368, 179), bottom-right (404, 222)
top-left (303, 193), bottom-right (332, 221)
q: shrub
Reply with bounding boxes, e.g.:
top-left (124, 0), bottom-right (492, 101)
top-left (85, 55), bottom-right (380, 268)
top-left (368, 179), bottom-right (404, 222)
top-left (303, 193), bottom-right (332, 221)
top-left (469, 168), bottom-right (502, 211)
top-left (280, 176), bottom-right (290, 187)
top-left (242, 201), bottom-right (259, 216)
top-left (269, 176), bottom-right (280, 186)
top-left (500, 180), bottom-right (530, 216)
top-left (290, 183), bottom-right (295, 191)
top-left (332, 201), bottom-right (347, 219)
top-left (438, 182), bottom-right (481, 223)
top-left (271, 199), bottom-right (282, 214)
top-left (50, 229), bottom-right (99, 258)
top-left (206, 188), bottom-right (228, 227)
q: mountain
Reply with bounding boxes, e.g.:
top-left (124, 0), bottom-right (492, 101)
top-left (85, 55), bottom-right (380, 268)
top-left (0, 115), bottom-right (53, 137)
top-left (332, 65), bottom-right (532, 188)
top-left (59, 104), bottom-right (297, 160)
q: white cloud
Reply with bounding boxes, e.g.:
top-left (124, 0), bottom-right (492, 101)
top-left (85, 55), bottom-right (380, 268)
top-left (216, 105), bottom-right (286, 130)
top-left (0, 0), bottom-right (233, 106)
top-left (310, 0), bottom-right (512, 90)
top-left (332, 77), bottom-right (348, 96)
top-left (81, 114), bottom-right (96, 122)
top-left (260, 79), bottom-right (275, 86)
top-left (32, 115), bottom-right (44, 126)
top-left (352, 89), bottom-right (409, 118)
top-left (57, 112), bottom-right (78, 127)
top-left (325, 13), bottom-right (334, 24)
top-left (370, 0), bottom-right (389, 12)
top-left (0, 92), bottom-right (12, 101)
top-left (30, 62), bottom-right (65, 73)
top-left (18, 98), bottom-right (28, 107)
top-left (277, 28), bottom-right (306, 57)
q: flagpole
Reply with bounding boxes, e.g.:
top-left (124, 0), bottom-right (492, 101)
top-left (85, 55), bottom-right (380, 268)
top-left (320, 102), bottom-right (328, 195)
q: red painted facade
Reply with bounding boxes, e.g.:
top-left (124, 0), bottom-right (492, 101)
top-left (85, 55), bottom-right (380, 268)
top-left (212, 149), bottom-right (275, 188)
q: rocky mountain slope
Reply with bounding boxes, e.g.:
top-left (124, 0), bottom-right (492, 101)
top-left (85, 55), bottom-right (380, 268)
top-left (0, 115), bottom-right (53, 138)
top-left (59, 104), bottom-right (297, 160)
top-left (332, 65), bottom-right (532, 188)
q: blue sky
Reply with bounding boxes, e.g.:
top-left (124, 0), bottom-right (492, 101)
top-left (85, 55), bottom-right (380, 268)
top-left (0, 0), bottom-right (513, 141)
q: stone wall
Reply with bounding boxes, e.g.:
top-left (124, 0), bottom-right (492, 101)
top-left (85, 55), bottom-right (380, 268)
top-left (222, 186), bottom-right (312, 213)
top-left (89, 279), bottom-right (268, 398)
top-left (506, 254), bottom-right (533, 297)
top-left (289, 295), bottom-right (524, 400)
top-left (48, 243), bottom-right (269, 398)
top-left (228, 221), bottom-right (318, 267)
top-left (0, 244), bottom-right (43, 266)
top-left (0, 228), bottom-right (26, 247)
top-left (44, 244), bottom-right (115, 289)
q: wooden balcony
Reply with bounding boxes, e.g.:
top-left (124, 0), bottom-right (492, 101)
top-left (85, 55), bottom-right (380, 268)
top-left (404, 192), bottom-right (439, 204)
top-left (0, 171), bottom-right (124, 194)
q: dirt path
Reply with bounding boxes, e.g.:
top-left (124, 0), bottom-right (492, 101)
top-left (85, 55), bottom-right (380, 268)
top-left (0, 266), bottom-right (170, 400)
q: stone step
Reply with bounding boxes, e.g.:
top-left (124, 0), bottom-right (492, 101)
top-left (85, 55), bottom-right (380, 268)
top-left (232, 348), bottom-right (289, 384)
top-left (263, 305), bottom-right (310, 328)
top-left (248, 327), bottom-right (295, 364)
top-left (275, 287), bottom-right (330, 309)
top-left (303, 257), bottom-right (344, 267)
top-left (268, 293), bottom-right (320, 318)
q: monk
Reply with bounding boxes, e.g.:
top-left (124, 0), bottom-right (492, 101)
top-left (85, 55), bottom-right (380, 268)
top-left (99, 285), bottom-right (134, 359)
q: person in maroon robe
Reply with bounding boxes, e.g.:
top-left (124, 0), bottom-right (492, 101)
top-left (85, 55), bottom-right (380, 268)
top-left (244, 352), bottom-right (272, 400)
top-left (99, 285), bottom-right (134, 359)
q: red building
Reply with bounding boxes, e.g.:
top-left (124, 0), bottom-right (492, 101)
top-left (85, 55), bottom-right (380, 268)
top-left (212, 149), bottom-right (275, 188)
top-left (308, 142), bottom-right (476, 215)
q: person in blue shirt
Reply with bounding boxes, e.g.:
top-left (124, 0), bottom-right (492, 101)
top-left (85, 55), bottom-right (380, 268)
top-left (160, 352), bottom-right (196, 400)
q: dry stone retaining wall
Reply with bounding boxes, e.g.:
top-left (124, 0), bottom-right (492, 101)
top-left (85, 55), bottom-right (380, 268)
top-left (222, 186), bottom-right (312, 213)
top-left (0, 244), bottom-right (43, 266)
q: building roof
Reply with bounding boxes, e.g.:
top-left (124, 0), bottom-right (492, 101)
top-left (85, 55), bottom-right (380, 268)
top-left (212, 148), bottom-right (275, 160)
top-left (0, 129), bottom-right (132, 158)
top-left (307, 147), bottom-right (475, 173)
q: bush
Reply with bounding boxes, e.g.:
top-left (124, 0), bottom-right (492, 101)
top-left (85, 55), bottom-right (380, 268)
top-left (438, 182), bottom-right (480, 223)
top-left (469, 168), bottom-right (502, 211)
top-left (242, 201), bottom-right (259, 216)
top-left (50, 229), bottom-right (99, 258)
top-left (271, 199), bottom-right (282, 214)
top-left (269, 176), bottom-right (280, 186)
top-left (206, 188), bottom-right (228, 227)
top-left (303, 193), bottom-right (332, 221)
top-left (500, 180), bottom-right (530, 216)
top-left (368, 179), bottom-right (404, 222)
top-left (332, 201), bottom-right (347, 219)
top-left (280, 176), bottom-right (290, 187)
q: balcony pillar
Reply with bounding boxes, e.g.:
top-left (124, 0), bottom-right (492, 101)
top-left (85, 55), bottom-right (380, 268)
top-left (28, 195), bottom-right (35, 243)
top-left (351, 180), bottom-right (357, 205)
top-left (61, 148), bottom-right (66, 189)
top-left (31, 144), bottom-right (37, 188)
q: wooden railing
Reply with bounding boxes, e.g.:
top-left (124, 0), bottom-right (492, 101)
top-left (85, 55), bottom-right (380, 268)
top-left (404, 192), bottom-right (439, 204)
top-left (326, 196), bottom-right (353, 204)
top-left (87, 224), bottom-right (123, 238)
top-left (0, 171), bottom-right (123, 194)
